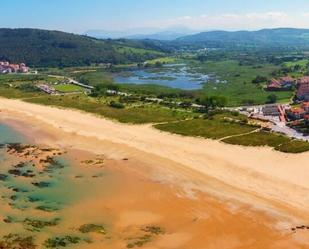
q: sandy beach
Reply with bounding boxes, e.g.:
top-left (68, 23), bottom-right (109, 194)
top-left (0, 97), bottom-right (309, 248)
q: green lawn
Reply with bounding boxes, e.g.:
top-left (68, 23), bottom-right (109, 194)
top-left (54, 84), bottom-right (84, 93)
top-left (155, 113), bottom-right (257, 139)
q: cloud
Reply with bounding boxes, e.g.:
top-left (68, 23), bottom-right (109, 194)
top-left (140, 11), bottom-right (309, 31)
top-left (244, 11), bottom-right (288, 20)
top-left (181, 16), bottom-right (192, 20)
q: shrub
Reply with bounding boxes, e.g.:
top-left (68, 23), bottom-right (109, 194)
top-left (109, 101), bottom-right (125, 109)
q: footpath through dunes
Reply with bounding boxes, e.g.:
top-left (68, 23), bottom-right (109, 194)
top-left (1, 98), bottom-right (309, 223)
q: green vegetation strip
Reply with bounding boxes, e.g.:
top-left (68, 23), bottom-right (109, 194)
top-left (222, 131), bottom-right (309, 153)
top-left (25, 95), bottom-right (191, 124)
top-left (155, 113), bottom-right (257, 139)
top-left (155, 113), bottom-right (309, 153)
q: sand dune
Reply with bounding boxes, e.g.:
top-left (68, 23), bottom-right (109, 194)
top-left (0, 97), bottom-right (309, 224)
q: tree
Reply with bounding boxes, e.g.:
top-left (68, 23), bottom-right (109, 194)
top-left (197, 96), bottom-right (227, 109)
top-left (252, 75), bottom-right (268, 84)
top-left (266, 94), bottom-right (277, 104)
top-left (109, 101), bottom-right (125, 109)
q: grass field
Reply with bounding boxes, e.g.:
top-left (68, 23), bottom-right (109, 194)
top-left (74, 71), bottom-right (113, 86)
top-left (283, 59), bottom-right (309, 68)
top-left (193, 60), bottom-right (294, 106)
top-left (222, 131), bottom-right (309, 153)
top-left (282, 59), bottom-right (309, 78)
top-left (54, 84), bottom-right (84, 93)
top-left (0, 74), bottom-right (56, 85)
top-left (155, 113), bottom-right (257, 139)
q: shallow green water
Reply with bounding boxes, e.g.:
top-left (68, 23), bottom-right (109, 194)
top-left (0, 123), bottom-right (26, 144)
top-left (0, 123), bottom-right (112, 248)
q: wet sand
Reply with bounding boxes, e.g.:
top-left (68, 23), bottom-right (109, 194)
top-left (0, 97), bottom-right (309, 248)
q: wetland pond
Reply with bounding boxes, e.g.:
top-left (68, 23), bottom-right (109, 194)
top-left (113, 64), bottom-right (210, 90)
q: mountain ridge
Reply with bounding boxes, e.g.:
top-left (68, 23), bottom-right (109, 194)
top-left (175, 28), bottom-right (309, 47)
top-left (0, 28), bottom-right (165, 67)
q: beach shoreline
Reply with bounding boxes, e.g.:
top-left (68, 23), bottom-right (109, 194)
top-left (0, 97), bottom-right (309, 247)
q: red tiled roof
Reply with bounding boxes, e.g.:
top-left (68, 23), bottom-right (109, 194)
top-left (302, 102), bottom-right (309, 108)
top-left (267, 79), bottom-right (281, 88)
top-left (292, 120), bottom-right (301, 126)
top-left (297, 83), bottom-right (309, 97)
top-left (298, 76), bottom-right (309, 84)
top-left (280, 76), bottom-right (294, 82)
top-left (290, 107), bottom-right (305, 114)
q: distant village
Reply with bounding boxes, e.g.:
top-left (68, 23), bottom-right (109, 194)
top-left (0, 61), bottom-right (29, 74)
top-left (240, 76), bottom-right (309, 141)
top-left (264, 76), bottom-right (309, 119)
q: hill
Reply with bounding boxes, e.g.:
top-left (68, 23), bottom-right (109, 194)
top-left (0, 29), bottom-right (165, 67)
top-left (176, 28), bottom-right (309, 48)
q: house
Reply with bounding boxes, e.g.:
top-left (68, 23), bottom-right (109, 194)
top-left (304, 114), bottom-right (309, 122)
top-left (301, 102), bottom-right (309, 113)
top-left (19, 63), bottom-right (29, 73)
top-left (280, 76), bottom-right (294, 86)
top-left (0, 61), bottom-right (29, 74)
top-left (266, 76), bottom-right (294, 91)
top-left (286, 107), bottom-right (306, 120)
top-left (37, 84), bottom-right (56, 95)
top-left (9, 64), bottom-right (20, 72)
top-left (262, 105), bottom-right (281, 116)
top-left (297, 76), bottom-right (309, 101)
top-left (266, 79), bottom-right (281, 91)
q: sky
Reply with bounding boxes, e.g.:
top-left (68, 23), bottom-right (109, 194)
top-left (3, 0), bottom-right (309, 33)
